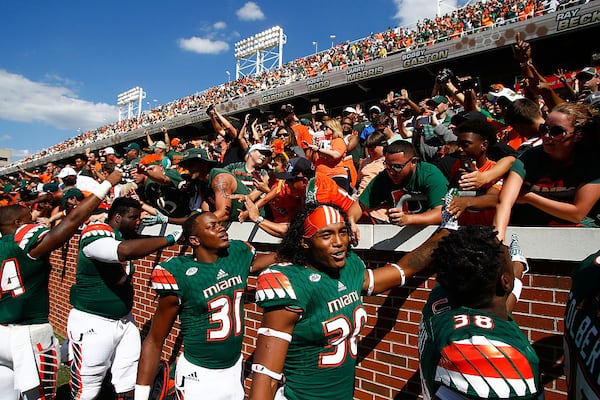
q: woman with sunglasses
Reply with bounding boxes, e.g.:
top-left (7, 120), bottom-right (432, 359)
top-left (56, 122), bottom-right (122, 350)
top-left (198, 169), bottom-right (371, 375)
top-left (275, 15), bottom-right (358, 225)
top-left (494, 102), bottom-right (600, 241)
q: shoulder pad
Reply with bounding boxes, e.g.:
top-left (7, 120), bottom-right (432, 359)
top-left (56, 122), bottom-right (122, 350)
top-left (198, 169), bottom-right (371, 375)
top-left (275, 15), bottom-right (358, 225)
top-left (14, 224), bottom-right (50, 250)
top-left (151, 265), bottom-right (179, 291)
top-left (80, 223), bottom-right (115, 242)
top-left (438, 335), bottom-right (536, 397)
top-left (256, 268), bottom-right (297, 302)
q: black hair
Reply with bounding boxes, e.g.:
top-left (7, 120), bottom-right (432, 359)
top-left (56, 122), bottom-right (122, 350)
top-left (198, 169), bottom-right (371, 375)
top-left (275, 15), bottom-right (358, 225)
top-left (383, 140), bottom-right (416, 157)
top-left (182, 211), bottom-right (208, 244)
top-left (365, 131), bottom-right (386, 148)
top-left (108, 197), bottom-right (141, 221)
top-left (504, 98), bottom-right (542, 126)
top-left (278, 202), bottom-right (353, 266)
top-left (74, 153), bottom-right (88, 162)
top-left (455, 119), bottom-right (497, 145)
top-left (0, 204), bottom-right (29, 227)
top-left (431, 225), bottom-right (508, 308)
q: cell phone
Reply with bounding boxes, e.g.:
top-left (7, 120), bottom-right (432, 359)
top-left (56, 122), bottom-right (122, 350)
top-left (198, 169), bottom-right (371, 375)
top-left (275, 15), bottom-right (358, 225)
top-left (415, 115), bottom-right (432, 126)
top-left (461, 158), bottom-right (474, 172)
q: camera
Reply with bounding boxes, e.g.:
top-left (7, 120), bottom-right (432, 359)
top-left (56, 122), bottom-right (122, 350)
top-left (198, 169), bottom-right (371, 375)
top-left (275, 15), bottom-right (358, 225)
top-left (415, 115), bottom-right (432, 127)
top-left (205, 104), bottom-right (215, 116)
top-left (458, 76), bottom-right (481, 92)
top-left (436, 68), bottom-right (457, 85)
top-left (400, 108), bottom-right (414, 118)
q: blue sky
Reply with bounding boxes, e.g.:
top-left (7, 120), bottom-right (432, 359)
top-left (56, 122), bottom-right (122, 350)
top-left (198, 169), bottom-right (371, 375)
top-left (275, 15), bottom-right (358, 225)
top-left (0, 0), bottom-right (467, 162)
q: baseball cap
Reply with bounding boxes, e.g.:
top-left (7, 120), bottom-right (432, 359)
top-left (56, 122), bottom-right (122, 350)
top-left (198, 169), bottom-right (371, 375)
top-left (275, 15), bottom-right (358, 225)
top-left (428, 95), bottom-right (450, 105)
top-left (123, 143), bottom-right (141, 152)
top-left (450, 110), bottom-right (487, 126)
top-left (104, 147), bottom-right (120, 156)
top-left (42, 182), bottom-right (59, 193)
top-left (57, 167), bottom-right (77, 178)
top-left (151, 140), bottom-right (167, 150)
top-left (179, 147), bottom-right (217, 165)
top-left (343, 106), bottom-right (357, 114)
top-left (486, 88), bottom-right (524, 102)
top-left (369, 105), bottom-right (382, 114)
top-left (61, 188), bottom-right (84, 208)
top-left (576, 67), bottom-right (596, 81)
top-left (275, 157), bottom-right (315, 180)
top-left (248, 143), bottom-right (272, 155)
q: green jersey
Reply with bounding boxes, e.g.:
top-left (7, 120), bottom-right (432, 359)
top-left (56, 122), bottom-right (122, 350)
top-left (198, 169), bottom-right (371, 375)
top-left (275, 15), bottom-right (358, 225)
top-left (563, 251), bottom-right (600, 399)
top-left (0, 224), bottom-right (51, 324)
top-left (151, 240), bottom-right (256, 369)
top-left (419, 286), bottom-right (542, 399)
top-left (359, 161), bottom-right (448, 212)
top-left (255, 252), bottom-right (367, 400)
top-left (70, 223), bottom-right (133, 319)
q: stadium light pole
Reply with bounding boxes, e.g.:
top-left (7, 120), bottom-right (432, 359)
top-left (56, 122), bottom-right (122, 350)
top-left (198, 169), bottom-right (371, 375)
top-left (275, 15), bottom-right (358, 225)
top-left (312, 41), bottom-right (318, 54)
top-left (234, 26), bottom-right (286, 79)
top-left (330, 34), bottom-right (336, 48)
top-left (226, 70), bottom-right (231, 82)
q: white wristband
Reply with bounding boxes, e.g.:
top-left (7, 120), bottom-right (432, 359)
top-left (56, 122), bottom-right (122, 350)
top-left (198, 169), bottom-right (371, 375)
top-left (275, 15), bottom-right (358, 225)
top-left (257, 327), bottom-right (292, 343)
top-left (366, 269), bottom-right (375, 296)
top-left (134, 384), bottom-right (151, 400)
top-left (390, 263), bottom-right (406, 287)
top-left (92, 180), bottom-right (112, 200)
top-left (512, 278), bottom-right (523, 302)
top-left (252, 363), bottom-right (283, 381)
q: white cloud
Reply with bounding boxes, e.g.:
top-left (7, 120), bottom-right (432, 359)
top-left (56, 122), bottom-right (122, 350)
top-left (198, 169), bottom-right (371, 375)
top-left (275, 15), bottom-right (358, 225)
top-left (393, 0), bottom-right (459, 27)
top-left (0, 70), bottom-right (118, 131)
top-left (236, 2), bottom-right (265, 21)
top-left (178, 37), bottom-right (229, 54)
top-left (10, 149), bottom-right (30, 162)
top-left (0, 134), bottom-right (11, 141)
top-left (213, 21), bottom-right (227, 30)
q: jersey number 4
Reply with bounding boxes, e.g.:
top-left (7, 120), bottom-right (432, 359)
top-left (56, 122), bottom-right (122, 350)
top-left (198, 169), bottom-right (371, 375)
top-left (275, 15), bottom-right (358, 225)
top-left (1, 258), bottom-right (25, 298)
top-left (207, 290), bottom-right (244, 341)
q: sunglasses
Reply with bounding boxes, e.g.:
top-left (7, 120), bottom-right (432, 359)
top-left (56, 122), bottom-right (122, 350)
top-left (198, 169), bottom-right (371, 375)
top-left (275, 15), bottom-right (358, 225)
top-left (258, 150), bottom-right (272, 156)
top-left (384, 159), bottom-right (412, 173)
top-left (539, 123), bottom-right (570, 138)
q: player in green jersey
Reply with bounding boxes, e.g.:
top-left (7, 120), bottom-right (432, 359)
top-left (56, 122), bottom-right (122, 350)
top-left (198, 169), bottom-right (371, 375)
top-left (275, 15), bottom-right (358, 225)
top-left (0, 170), bottom-right (122, 400)
top-left (67, 197), bottom-right (182, 400)
top-left (135, 211), bottom-right (277, 400)
top-left (248, 203), bottom-right (447, 400)
top-left (563, 249), bottom-right (600, 399)
top-left (419, 226), bottom-right (543, 399)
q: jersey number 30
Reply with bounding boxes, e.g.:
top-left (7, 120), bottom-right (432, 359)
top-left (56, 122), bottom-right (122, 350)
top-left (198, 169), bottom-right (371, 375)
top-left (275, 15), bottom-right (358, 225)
top-left (320, 307), bottom-right (368, 367)
top-left (1, 259), bottom-right (25, 298)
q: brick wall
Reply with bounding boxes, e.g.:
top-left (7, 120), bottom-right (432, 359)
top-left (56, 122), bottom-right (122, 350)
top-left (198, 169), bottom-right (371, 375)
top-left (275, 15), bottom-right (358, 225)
top-left (48, 240), bottom-right (571, 399)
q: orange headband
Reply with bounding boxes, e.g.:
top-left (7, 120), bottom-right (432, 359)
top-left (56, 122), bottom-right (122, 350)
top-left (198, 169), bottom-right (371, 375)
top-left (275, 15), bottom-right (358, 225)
top-left (303, 205), bottom-right (344, 238)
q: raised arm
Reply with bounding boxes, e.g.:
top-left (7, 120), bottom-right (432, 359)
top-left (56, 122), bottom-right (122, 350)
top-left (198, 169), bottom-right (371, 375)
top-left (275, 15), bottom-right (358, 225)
top-left (135, 294), bottom-right (180, 399)
top-left (29, 170), bottom-right (122, 259)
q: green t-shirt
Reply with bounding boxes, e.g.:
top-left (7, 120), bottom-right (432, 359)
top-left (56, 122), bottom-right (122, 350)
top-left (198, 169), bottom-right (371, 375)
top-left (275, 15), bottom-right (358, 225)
top-left (70, 223), bottom-right (133, 319)
top-left (144, 168), bottom-right (189, 218)
top-left (359, 161), bottom-right (448, 213)
top-left (152, 240), bottom-right (255, 368)
top-left (419, 285), bottom-right (542, 399)
top-left (511, 146), bottom-right (600, 227)
top-left (255, 252), bottom-right (366, 400)
top-left (0, 224), bottom-right (51, 324)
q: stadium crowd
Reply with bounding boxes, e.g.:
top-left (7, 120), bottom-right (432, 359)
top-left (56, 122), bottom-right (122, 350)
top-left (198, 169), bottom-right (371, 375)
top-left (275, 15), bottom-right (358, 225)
top-left (1, 0), bottom-right (599, 399)
top-left (0, 0), bottom-right (583, 168)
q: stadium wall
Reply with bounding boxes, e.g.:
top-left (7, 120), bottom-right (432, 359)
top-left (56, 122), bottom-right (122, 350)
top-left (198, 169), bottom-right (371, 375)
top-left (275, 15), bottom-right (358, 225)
top-left (47, 224), bottom-right (589, 399)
